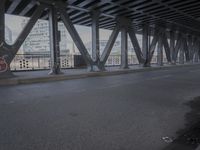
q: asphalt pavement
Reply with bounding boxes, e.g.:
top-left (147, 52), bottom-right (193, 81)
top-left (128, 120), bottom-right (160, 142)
top-left (1, 65), bottom-right (200, 150)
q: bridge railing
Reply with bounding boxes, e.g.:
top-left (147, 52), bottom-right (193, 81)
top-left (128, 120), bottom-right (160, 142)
top-left (10, 53), bottom-right (169, 71)
top-left (11, 54), bottom-right (74, 71)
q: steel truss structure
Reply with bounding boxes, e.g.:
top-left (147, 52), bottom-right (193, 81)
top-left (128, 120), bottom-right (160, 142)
top-left (0, 0), bottom-right (200, 78)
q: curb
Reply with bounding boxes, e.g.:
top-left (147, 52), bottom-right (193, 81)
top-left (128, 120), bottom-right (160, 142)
top-left (0, 63), bottom-right (199, 86)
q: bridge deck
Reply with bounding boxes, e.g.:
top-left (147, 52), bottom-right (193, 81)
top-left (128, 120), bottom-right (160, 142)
top-left (1, 65), bottom-right (200, 150)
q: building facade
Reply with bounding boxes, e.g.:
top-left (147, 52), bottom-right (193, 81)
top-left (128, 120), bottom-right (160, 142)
top-left (21, 19), bottom-right (70, 55)
top-left (5, 25), bottom-right (12, 45)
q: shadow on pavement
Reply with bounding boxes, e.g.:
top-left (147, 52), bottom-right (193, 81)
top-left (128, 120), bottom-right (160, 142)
top-left (163, 96), bottom-right (200, 150)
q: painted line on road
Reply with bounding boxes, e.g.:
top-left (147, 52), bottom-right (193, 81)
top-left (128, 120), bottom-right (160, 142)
top-left (161, 69), bottom-right (170, 72)
top-left (94, 74), bottom-right (173, 89)
top-left (149, 74), bottom-right (172, 80)
top-left (189, 69), bottom-right (200, 73)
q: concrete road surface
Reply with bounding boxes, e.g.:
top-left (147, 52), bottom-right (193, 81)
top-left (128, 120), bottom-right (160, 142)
top-left (1, 65), bottom-right (200, 150)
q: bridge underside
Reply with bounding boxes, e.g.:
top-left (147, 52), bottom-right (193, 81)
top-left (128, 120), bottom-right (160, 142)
top-left (1, 0), bottom-right (200, 78)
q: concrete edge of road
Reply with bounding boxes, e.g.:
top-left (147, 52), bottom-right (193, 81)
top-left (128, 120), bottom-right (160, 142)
top-left (0, 63), bottom-right (200, 86)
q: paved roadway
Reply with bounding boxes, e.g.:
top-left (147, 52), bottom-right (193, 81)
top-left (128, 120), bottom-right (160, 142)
top-left (1, 65), bottom-right (200, 150)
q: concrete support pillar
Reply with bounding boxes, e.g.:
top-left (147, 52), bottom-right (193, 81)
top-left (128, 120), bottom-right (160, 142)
top-left (120, 27), bottom-right (129, 69)
top-left (170, 31), bottom-right (175, 64)
top-left (157, 36), bottom-right (163, 66)
top-left (48, 6), bottom-right (62, 75)
top-left (142, 24), bottom-right (150, 67)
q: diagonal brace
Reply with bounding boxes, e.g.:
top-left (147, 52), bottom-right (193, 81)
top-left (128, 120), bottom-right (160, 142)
top-left (100, 24), bottom-right (120, 65)
top-left (57, 3), bottom-right (93, 66)
top-left (128, 27), bottom-right (145, 64)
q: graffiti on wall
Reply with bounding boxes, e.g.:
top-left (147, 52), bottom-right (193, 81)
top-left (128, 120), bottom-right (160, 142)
top-left (0, 57), bottom-right (8, 73)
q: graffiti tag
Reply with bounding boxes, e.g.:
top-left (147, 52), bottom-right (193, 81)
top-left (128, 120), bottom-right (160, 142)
top-left (0, 57), bottom-right (8, 73)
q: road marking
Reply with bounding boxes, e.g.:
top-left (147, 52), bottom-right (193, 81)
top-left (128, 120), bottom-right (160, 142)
top-left (189, 69), bottom-right (200, 73)
top-left (149, 74), bottom-right (172, 80)
top-left (162, 70), bottom-right (170, 72)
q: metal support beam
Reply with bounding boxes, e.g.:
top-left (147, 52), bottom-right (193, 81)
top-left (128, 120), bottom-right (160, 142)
top-left (0, 0), bottom-right (5, 44)
top-left (91, 11), bottom-right (100, 62)
top-left (19, 1), bottom-right (37, 16)
top-left (149, 29), bottom-right (160, 63)
top-left (170, 31), bottom-right (175, 64)
top-left (142, 24), bottom-right (150, 67)
top-left (100, 24), bottom-right (120, 65)
top-left (48, 6), bottom-right (62, 75)
top-left (90, 11), bottom-right (103, 71)
top-left (198, 43), bottom-right (200, 60)
top-left (173, 33), bottom-right (182, 63)
top-left (179, 40), bottom-right (185, 64)
top-left (188, 35), bottom-right (193, 62)
top-left (142, 24), bottom-right (148, 60)
top-left (58, 2), bottom-right (94, 68)
top-left (183, 37), bottom-right (190, 62)
top-left (0, 2), bottom-right (45, 78)
top-left (12, 4), bottom-right (45, 56)
top-left (194, 42), bottom-right (199, 62)
top-left (0, 0), bottom-right (13, 78)
top-left (128, 27), bottom-right (145, 64)
top-left (157, 35), bottom-right (163, 66)
top-left (121, 27), bottom-right (129, 69)
top-left (192, 38), bottom-right (198, 62)
top-left (7, 0), bottom-right (22, 14)
top-left (162, 31), bottom-right (171, 63)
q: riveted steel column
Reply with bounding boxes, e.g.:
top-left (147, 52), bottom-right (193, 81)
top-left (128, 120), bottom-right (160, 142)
top-left (91, 11), bottom-right (100, 62)
top-left (198, 43), bottom-right (200, 61)
top-left (149, 28), bottom-right (159, 63)
top-left (0, 0), bottom-right (5, 45)
top-left (143, 24), bottom-right (150, 67)
top-left (48, 5), bottom-right (62, 75)
top-left (184, 37), bottom-right (190, 63)
top-left (128, 27), bottom-right (145, 64)
top-left (194, 42), bottom-right (199, 62)
top-left (0, 0), bottom-right (14, 78)
top-left (120, 27), bottom-right (129, 69)
top-left (100, 24), bottom-right (120, 65)
top-left (157, 35), bottom-right (163, 66)
top-left (170, 31), bottom-right (175, 64)
top-left (91, 11), bottom-right (102, 71)
top-left (188, 35), bottom-right (193, 62)
top-left (58, 3), bottom-right (94, 70)
top-left (174, 33), bottom-right (182, 63)
top-left (179, 40), bottom-right (184, 64)
top-left (192, 37), bottom-right (197, 62)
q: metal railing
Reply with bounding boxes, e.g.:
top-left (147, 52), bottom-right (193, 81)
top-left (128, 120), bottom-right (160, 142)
top-left (11, 53), bottom-right (169, 71)
top-left (11, 54), bottom-right (74, 71)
